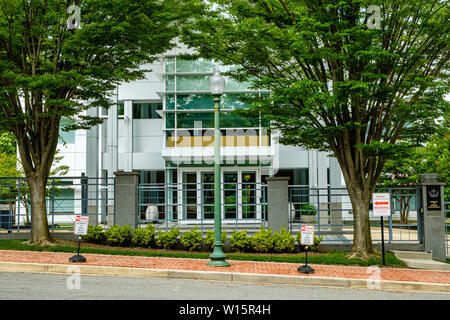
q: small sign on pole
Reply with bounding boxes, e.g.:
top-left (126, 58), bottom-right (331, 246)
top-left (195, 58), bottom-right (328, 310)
top-left (74, 215), bottom-right (89, 236)
top-left (297, 225), bottom-right (315, 274)
top-left (300, 225), bottom-right (315, 246)
top-left (69, 215), bottom-right (88, 263)
top-left (372, 193), bottom-right (391, 265)
top-left (372, 193), bottom-right (391, 217)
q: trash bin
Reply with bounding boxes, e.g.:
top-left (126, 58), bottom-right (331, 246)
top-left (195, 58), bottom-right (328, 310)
top-left (0, 210), bottom-right (13, 230)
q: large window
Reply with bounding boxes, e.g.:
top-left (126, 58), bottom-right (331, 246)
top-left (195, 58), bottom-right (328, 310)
top-left (133, 103), bottom-right (162, 119)
top-left (164, 57), bottom-right (270, 148)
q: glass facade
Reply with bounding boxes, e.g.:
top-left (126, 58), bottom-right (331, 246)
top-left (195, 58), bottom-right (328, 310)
top-left (163, 56), bottom-right (270, 148)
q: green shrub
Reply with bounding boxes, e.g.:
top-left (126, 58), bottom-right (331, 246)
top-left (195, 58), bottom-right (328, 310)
top-left (296, 233), bottom-right (323, 252)
top-left (156, 227), bottom-right (180, 250)
top-left (300, 204), bottom-right (317, 216)
top-left (82, 225), bottom-right (106, 244)
top-left (250, 227), bottom-right (274, 253)
top-left (272, 227), bottom-right (295, 253)
top-left (104, 224), bottom-right (132, 247)
top-left (180, 226), bottom-right (202, 251)
top-left (204, 230), bottom-right (227, 251)
top-left (132, 224), bottom-right (156, 248)
top-left (230, 230), bottom-right (251, 252)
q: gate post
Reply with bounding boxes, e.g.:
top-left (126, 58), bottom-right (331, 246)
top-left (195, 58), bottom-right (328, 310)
top-left (114, 171), bottom-right (139, 229)
top-left (419, 173), bottom-right (446, 262)
top-left (266, 177), bottom-right (290, 232)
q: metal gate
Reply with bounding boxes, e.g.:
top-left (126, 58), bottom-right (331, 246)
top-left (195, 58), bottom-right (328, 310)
top-left (0, 175), bottom-right (115, 233)
top-left (138, 181), bottom-right (267, 235)
top-left (288, 185), bottom-right (423, 243)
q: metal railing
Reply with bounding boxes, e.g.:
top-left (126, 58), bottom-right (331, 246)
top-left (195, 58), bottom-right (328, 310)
top-left (445, 200), bottom-right (449, 255)
top-left (138, 182), bottom-right (267, 235)
top-left (288, 185), bottom-right (422, 243)
top-left (0, 176), bottom-right (115, 233)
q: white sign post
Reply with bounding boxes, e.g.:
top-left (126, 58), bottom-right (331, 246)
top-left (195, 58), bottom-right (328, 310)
top-left (69, 215), bottom-right (89, 263)
top-left (372, 193), bottom-right (391, 265)
top-left (297, 225), bottom-right (315, 274)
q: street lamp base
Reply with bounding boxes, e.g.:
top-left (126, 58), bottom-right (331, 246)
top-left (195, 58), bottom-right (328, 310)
top-left (297, 265), bottom-right (315, 274)
top-left (207, 259), bottom-right (230, 267)
top-left (207, 246), bottom-right (230, 267)
top-left (69, 254), bottom-right (86, 263)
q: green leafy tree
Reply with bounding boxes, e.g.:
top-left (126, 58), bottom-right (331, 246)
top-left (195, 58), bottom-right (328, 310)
top-left (181, 0), bottom-right (449, 258)
top-left (0, 0), bottom-right (199, 244)
top-left (380, 116), bottom-right (450, 221)
top-left (0, 132), bottom-right (16, 155)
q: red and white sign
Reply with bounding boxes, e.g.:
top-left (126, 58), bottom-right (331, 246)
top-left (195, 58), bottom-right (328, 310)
top-left (74, 215), bottom-right (89, 235)
top-left (300, 225), bottom-right (315, 246)
top-left (372, 193), bottom-right (391, 217)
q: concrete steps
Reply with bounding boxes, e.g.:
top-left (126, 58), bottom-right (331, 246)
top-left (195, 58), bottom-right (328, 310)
top-left (391, 250), bottom-right (450, 271)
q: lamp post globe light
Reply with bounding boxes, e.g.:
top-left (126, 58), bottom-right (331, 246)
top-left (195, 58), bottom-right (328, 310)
top-left (207, 68), bottom-right (230, 267)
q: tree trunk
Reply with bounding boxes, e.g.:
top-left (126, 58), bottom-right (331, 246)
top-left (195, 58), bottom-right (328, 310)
top-left (27, 175), bottom-right (54, 245)
top-left (346, 185), bottom-right (375, 259)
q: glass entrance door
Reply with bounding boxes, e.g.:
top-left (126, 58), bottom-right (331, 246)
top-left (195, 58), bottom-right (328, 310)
top-left (223, 172), bottom-right (238, 219)
top-left (242, 172), bottom-right (256, 219)
top-left (201, 172), bottom-right (214, 219)
top-left (182, 172), bottom-right (198, 219)
top-left (179, 168), bottom-right (260, 222)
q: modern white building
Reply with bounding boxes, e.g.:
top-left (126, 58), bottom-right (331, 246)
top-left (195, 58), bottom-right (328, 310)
top-left (54, 44), bottom-right (350, 225)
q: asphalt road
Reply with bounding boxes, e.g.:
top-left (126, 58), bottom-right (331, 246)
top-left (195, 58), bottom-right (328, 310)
top-left (0, 271), bottom-right (448, 301)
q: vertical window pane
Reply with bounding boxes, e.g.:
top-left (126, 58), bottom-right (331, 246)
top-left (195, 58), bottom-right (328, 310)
top-left (242, 172), bottom-right (256, 219)
top-left (166, 57), bottom-right (175, 73)
top-left (166, 113), bottom-right (175, 128)
top-left (166, 94), bottom-right (175, 110)
top-left (224, 172), bottom-right (237, 219)
top-left (166, 75), bottom-right (175, 91)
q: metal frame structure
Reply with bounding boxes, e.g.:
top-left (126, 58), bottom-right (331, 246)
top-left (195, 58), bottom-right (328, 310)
top-left (0, 176), bottom-right (115, 233)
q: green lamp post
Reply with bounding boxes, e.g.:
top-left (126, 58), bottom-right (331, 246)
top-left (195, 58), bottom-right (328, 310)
top-left (207, 68), bottom-right (230, 267)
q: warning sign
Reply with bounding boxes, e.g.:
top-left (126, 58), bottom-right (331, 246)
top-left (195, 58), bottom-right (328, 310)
top-left (74, 215), bottom-right (89, 235)
top-left (300, 225), bottom-right (315, 246)
top-left (372, 193), bottom-right (391, 217)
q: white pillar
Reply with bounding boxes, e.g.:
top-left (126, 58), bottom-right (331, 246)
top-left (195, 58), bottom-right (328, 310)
top-left (107, 102), bottom-right (118, 176)
top-left (124, 100), bottom-right (133, 172)
top-left (86, 107), bottom-right (99, 225)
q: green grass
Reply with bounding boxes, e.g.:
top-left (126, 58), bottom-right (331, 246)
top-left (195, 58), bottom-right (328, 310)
top-left (0, 239), bottom-right (405, 268)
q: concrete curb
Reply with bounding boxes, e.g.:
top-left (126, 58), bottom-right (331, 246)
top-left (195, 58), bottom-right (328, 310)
top-left (0, 261), bottom-right (449, 294)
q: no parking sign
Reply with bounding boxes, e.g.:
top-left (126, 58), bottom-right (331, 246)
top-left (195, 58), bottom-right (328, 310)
top-left (300, 225), bottom-right (315, 246)
top-left (74, 215), bottom-right (89, 236)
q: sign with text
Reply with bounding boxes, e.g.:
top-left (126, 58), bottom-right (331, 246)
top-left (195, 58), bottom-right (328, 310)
top-left (300, 225), bottom-right (315, 246)
top-left (74, 215), bottom-right (89, 236)
top-left (372, 193), bottom-right (391, 217)
top-left (426, 185), bottom-right (442, 211)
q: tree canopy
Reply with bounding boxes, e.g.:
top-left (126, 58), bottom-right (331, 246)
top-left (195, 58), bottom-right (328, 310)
top-left (181, 0), bottom-right (450, 258)
top-left (0, 0), bottom-right (200, 244)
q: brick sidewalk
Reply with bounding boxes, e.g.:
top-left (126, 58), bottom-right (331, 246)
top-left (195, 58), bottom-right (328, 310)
top-left (0, 250), bottom-right (449, 285)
